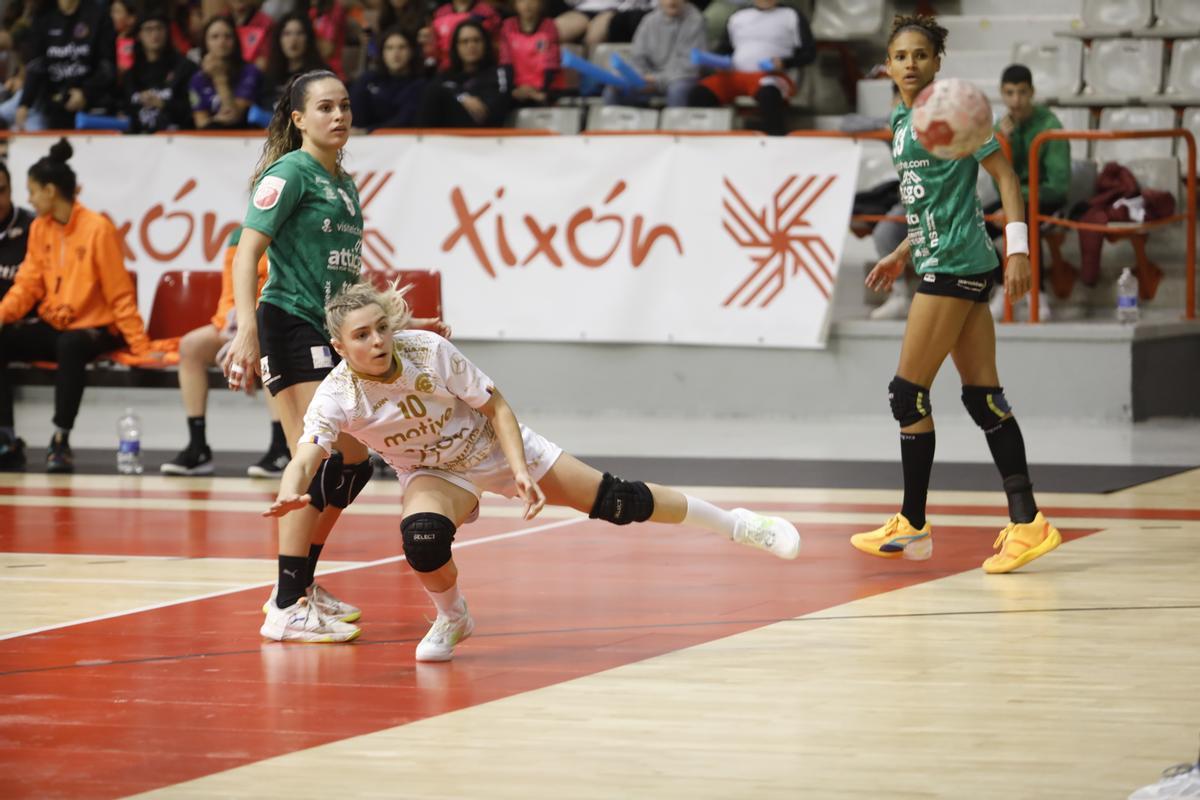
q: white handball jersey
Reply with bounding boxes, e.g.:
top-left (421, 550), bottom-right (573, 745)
top-left (302, 331), bottom-right (500, 474)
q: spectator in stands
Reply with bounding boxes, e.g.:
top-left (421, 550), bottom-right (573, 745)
top-left (0, 140), bottom-right (156, 474)
top-left (686, 0), bottom-right (814, 136)
top-left (161, 227), bottom-right (291, 478)
top-left (112, 0), bottom-right (137, 73)
top-left (375, 0), bottom-right (432, 65)
top-left (986, 63), bottom-right (1069, 321)
top-left (258, 12), bottom-right (328, 111)
top-left (169, 0), bottom-right (203, 59)
top-left (8, 0), bottom-right (117, 131)
top-left (556, 0), bottom-right (653, 51)
top-left (350, 26), bottom-right (427, 130)
top-left (429, 0), bottom-right (500, 72)
top-left (230, 0), bottom-right (273, 69)
top-left (0, 163), bottom-right (35, 317)
top-left (121, 11), bottom-right (198, 133)
top-left (189, 15), bottom-right (262, 129)
top-left (500, 0), bottom-right (560, 108)
top-left (601, 0), bottom-right (703, 108)
top-left (417, 19), bottom-right (510, 128)
top-left (309, 0), bottom-right (349, 78)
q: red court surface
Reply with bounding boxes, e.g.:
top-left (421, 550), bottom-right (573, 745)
top-left (0, 489), bottom-right (1100, 799)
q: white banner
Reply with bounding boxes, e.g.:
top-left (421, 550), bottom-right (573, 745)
top-left (9, 134), bottom-right (860, 348)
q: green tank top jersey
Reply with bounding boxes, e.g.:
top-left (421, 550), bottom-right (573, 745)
top-left (891, 101), bottom-right (1001, 277)
top-left (243, 150), bottom-right (364, 333)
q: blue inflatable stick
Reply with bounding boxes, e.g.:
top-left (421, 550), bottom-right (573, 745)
top-left (610, 52), bottom-right (646, 91)
top-left (562, 49), bottom-right (628, 89)
top-left (690, 48), bottom-right (732, 70)
top-left (74, 112), bottom-right (130, 132)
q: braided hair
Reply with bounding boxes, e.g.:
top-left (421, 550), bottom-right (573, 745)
top-left (887, 14), bottom-right (948, 57)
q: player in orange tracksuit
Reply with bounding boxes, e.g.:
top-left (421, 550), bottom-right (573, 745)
top-left (0, 139), bottom-right (156, 473)
top-left (160, 227), bottom-right (291, 477)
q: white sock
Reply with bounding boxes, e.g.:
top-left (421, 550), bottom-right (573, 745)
top-left (683, 495), bottom-right (738, 539)
top-left (426, 584), bottom-right (466, 618)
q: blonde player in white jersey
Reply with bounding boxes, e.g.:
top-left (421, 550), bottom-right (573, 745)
top-left (265, 280), bottom-right (802, 659)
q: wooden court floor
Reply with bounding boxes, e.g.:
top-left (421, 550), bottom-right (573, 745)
top-left (1, 467), bottom-right (1198, 799)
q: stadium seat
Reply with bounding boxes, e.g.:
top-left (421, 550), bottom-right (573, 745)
top-left (1094, 107), bottom-right (1176, 163)
top-left (1152, 0), bottom-right (1200, 33)
top-left (366, 269), bottom-right (443, 323)
top-left (146, 270), bottom-right (223, 340)
top-left (1075, 38), bottom-right (1164, 103)
top-left (810, 0), bottom-right (887, 41)
top-left (1079, 0), bottom-right (1153, 31)
top-left (943, 16), bottom-right (1079, 52)
top-left (1163, 39), bottom-right (1200, 102)
top-left (1181, 106), bottom-right (1200, 163)
top-left (585, 105), bottom-right (659, 131)
top-left (937, 50), bottom-right (1010, 101)
top-left (1049, 106), bottom-right (1092, 160)
top-left (1012, 39), bottom-right (1084, 101)
top-left (514, 107), bottom-right (583, 135)
top-left (658, 107), bottom-right (734, 132)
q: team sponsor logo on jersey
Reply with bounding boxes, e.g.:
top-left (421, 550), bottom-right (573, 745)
top-left (923, 273), bottom-right (936, 282)
top-left (336, 223), bottom-right (362, 235)
top-left (322, 218), bottom-right (332, 233)
top-left (311, 346), bottom-right (334, 369)
top-left (327, 245), bottom-right (362, 272)
top-left (253, 176), bottom-right (287, 210)
top-left (261, 356), bottom-right (280, 385)
top-left (956, 277), bottom-right (987, 291)
top-left (414, 372), bottom-right (435, 394)
top-left (450, 355), bottom-right (467, 375)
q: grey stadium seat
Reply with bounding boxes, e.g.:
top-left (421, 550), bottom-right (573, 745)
top-left (1095, 107), bottom-right (1176, 164)
top-left (810, 0), bottom-right (887, 41)
top-left (514, 107), bottom-right (584, 135)
top-left (585, 105), bottom-right (659, 131)
top-left (1012, 39), bottom-right (1084, 101)
top-left (658, 107), bottom-right (734, 132)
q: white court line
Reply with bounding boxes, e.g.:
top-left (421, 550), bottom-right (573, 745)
top-left (0, 577), bottom-right (258, 587)
top-left (0, 517), bottom-right (584, 642)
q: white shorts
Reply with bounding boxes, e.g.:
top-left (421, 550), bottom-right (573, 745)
top-left (396, 424), bottom-right (563, 521)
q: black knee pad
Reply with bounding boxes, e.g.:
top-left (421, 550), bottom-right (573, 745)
top-left (589, 472), bottom-right (654, 525)
top-left (888, 376), bottom-right (931, 427)
top-left (307, 452), bottom-right (373, 511)
top-left (962, 385), bottom-right (1012, 431)
top-left (401, 512), bottom-right (456, 573)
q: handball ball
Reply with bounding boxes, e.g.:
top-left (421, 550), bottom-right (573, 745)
top-left (912, 78), bottom-right (993, 159)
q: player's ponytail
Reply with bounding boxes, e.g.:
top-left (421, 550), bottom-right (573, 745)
top-left (250, 69), bottom-right (343, 188)
top-left (888, 14), bottom-right (948, 57)
top-left (27, 137), bottom-right (77, 201)
top-left (326, 280), bottom-right (414, 341)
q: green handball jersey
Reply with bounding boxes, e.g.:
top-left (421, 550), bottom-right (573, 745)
top-left (243, 150), bottom-right (363, 333)
top-left (891, 102), bottom-right (1001, 276)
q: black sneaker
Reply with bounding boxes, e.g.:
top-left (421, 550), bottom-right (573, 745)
top-left (160, 444), bottom-right (214, 476)
top-left (0, 433), bottom-right (26, 472)
top-left (46, 434), bottom-right (73, 474)
top-left (246, 449), bottom-right (289, 478)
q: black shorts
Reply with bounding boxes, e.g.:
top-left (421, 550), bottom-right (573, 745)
top-left (257, 301), bottom-right (340, 396)
top-left (914, 271), bottom-right (995, 303)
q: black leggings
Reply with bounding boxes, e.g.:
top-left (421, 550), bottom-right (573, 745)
top-left (0, 320), bottom-right (123, 430)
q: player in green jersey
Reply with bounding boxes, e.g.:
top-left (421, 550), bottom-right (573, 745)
top-left (850, 14), bottom-right (1061, 575)
top-left (222, 70), bottom-right (372, 642)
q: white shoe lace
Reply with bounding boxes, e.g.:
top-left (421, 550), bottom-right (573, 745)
top-left (738, 516), bottom-right (776, 550)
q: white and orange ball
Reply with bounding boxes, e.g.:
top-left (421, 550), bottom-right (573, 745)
top-left (912, 78), bottom-right (994, 160)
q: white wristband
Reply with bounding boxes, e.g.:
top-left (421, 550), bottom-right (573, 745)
top-left (1005, 222), bottom-right (1029, 257)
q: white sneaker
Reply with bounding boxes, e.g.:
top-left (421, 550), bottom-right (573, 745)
top-left (731, 508), bottom-right (801, 560)
top-left (1129, 764), bottom-right (1200, 799)
top-left (869, 292), bottom-right (910, 320)
top-left (260, 597), bottom-right (361, 643)
top-left (415, 609), bottom-right (475, 662)
top-left (309, 582), bottom-right (361, 622)
top-left (262, 583), bottom-right (362, 623)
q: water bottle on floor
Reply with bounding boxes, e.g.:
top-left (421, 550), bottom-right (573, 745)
top-left (117, 408), bottom-right (144, 475)
top-left (1117, 267), bottom-right (1139, 324)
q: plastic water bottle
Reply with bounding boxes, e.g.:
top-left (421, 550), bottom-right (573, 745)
top-left (1116, 267), bottom-right (1140, 324)
top-left (117, 408), bottom-right (144, 475)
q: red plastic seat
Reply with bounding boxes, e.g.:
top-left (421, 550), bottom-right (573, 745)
top-left (146, 270), bottom-right (223, 340)
top-left (366, 270), bottom-right (443, 322)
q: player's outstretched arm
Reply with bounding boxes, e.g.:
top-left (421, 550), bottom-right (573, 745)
top-left (479, 388), bottom-right (545, 520)
top-left (264, 443), bottom-right (328, 517)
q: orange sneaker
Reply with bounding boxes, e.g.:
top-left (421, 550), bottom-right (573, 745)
top-left (850, 513), bottom-right (932, 560)
top-left (982, 512), bottom-right (1062, 574)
